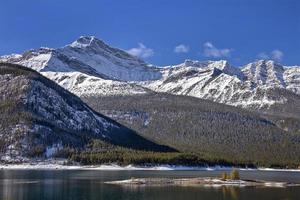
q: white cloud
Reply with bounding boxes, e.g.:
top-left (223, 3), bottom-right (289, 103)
top-left (271, 49), bottom-right (283, 62)
top-left (203, 42), bottom-right (232, 58)
top-left (257, 52), bottom-right (269, 60)
top-left (257, 49), bottom-right (284, 62)
top-left (174, 44), bottom-right (190, 53)
top-left (126, 43), bottom-right (154, 59)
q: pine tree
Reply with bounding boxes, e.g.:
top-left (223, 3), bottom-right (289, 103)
top-left (230, 169), bottom-right (240, 180)
top-left (221, 172), bottom-right (229, 180)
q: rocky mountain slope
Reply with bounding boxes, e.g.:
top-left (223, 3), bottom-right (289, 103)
top-left (1, 36), bottom-right (299, 112)
top-left (0, 63), bottom-right (171, 162)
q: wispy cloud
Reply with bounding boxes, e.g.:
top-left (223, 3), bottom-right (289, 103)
top-left (127, 43), bottom-right (154, 59)
top-left (257, 52), bottom-right (269, 60)
top-left (271, 50), bottom-right (283, 62)
top-left (203, 42), bottom-right (232, 58)
top-left (174, 44), bottom-right (190, 53)
top-left (257, 49), bottom-right (284, 62)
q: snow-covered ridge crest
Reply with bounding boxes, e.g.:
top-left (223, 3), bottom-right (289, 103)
top-left (69, 35), bottom-right (99, 48)
top-left (147, 59), bottom-right (299, 109)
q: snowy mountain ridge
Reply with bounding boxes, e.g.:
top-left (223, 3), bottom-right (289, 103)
top-left (1, 36), bottom-right (299, 110)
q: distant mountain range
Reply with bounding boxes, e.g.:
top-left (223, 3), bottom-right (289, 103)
top-left (1, 36), bottom-right (300, 165)
top-left (1, 36), bottom-right (299, 111)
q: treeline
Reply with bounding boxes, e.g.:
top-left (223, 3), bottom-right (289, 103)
top-left (62, 139), bottom-right (299, 168)
top-left (71, 150), bottom-right (207, 166)
top-left (68, 140), bottom-right (252, 167)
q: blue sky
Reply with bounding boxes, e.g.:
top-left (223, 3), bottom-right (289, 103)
top-left (0, 0), bottom-right (299, 66)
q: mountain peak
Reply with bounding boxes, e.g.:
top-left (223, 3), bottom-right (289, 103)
top-left (69, 36), bottom-right (107, 49)
top-left (206, 60), bottom-right (244, 79)
top-left (242, 59), bottom-right (286, 88)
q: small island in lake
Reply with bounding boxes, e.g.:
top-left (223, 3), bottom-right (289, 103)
top-left (105, 177), bottom-right (300, 188)
top-left (105, 170), bottom-right (300, 188)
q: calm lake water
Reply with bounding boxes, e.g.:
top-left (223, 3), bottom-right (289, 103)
top-left (0, 169), bottom-right (300, 200)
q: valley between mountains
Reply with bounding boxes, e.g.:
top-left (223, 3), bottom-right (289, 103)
top-left (0, 36), bottom-right (300, 168)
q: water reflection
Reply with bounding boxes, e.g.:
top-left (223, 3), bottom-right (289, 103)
top-left (0, 170), bottom-right (299, 200)
top-left (222, 186), bottom-right (240, 200)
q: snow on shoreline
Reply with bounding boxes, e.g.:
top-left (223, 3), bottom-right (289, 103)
top-left (0, 163), bottom-right (300, 172)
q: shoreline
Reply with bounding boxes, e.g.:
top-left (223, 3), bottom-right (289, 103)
top-left (0, 163), bottom-right (300, 172)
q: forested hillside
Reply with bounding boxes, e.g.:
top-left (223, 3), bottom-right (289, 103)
top-left (83, 94), bottom-right (300, 167)
top-left (0, 63), bottom-right (172, 162)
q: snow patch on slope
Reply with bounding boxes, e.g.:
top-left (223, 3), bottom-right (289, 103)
top-left (42, 71), bottom-right (150, 96)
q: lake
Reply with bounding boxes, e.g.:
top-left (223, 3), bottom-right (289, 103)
top-left (0, 169), bottom-right (300, 200)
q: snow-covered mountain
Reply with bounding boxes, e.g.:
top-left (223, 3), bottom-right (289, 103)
top-left (0, 63), bottom-right (170, 162)
top-left (0, 36), bottom-right (157, 96)
top-left (148, 60), bottom-right (300, 111)
top-left (1, 36), bottom-right (299, 112)
top-left (2, 36), bottom-right (161, 81)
